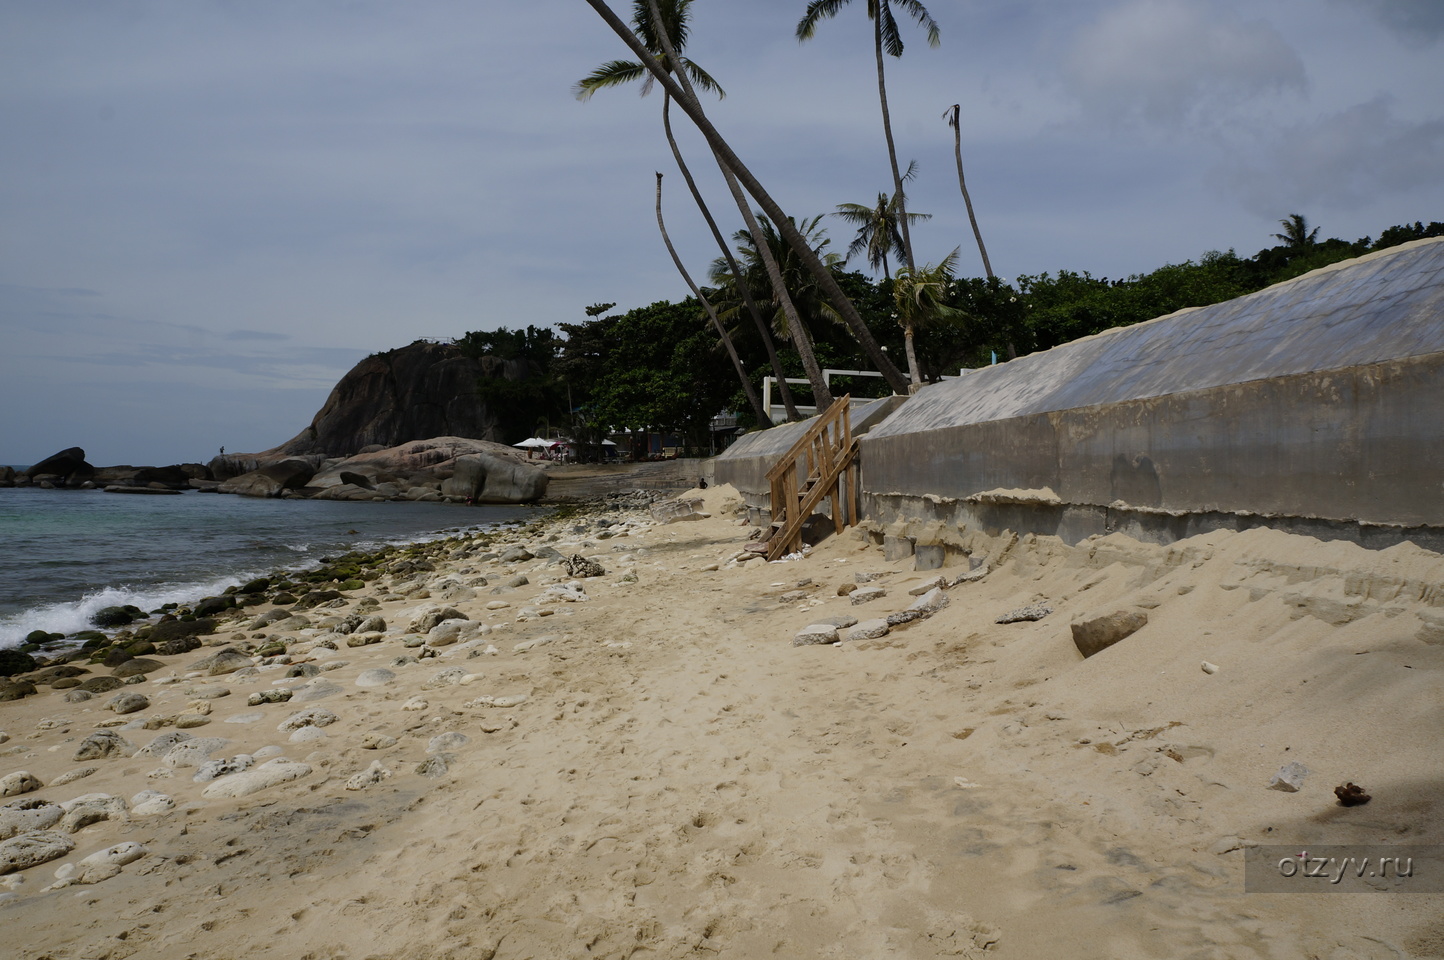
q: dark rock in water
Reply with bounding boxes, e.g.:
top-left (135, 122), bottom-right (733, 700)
top-left (24, 447), bottom-right (95, 487)
top-left (92, 606), bottom-right (138, 628)
top-left (0, 651), bottom-right (39, 678)
top-left (240, 577), bottom-right (272, 594)
top-left (24, 630), bottom-right (61, 646)
top-left (218, 459), bottom-right (317, 498)
top-left (148, 618), bottom-right (218, 644)
top-left (133, 465), bottom-right (194, 488)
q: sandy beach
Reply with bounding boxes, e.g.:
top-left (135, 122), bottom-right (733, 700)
top-left (2, 484), bottom-right (1441, 959)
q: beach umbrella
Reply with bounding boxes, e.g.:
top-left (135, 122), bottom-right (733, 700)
top-left (513, 438), bottom-right (550, 448)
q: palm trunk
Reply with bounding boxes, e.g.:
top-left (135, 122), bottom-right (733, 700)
top-left (593, 0), bottom-right (910, 395)
top-left (712, 153), bottom-right (833, 411)
top-left (662, 94), bottom-right (800, 421)
top-left (947, 104), bottom-right (993, 279)
top-left (875, 14), bottom-right (916, 276)
top-left (903, 321), bottom-right (921, 392)
top-left (655, 172), bottom-right (771, 427)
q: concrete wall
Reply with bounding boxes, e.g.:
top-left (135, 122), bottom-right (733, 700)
top-left (860, 239), bottom-right (1444, 551)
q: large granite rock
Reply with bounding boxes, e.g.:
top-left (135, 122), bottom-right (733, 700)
top-left (439, 453), bottom-right (548, 503)
top-left (218, 459), bottom-right (318, 498)
top-left (266, 340), bottom-right (526, 458)
top-left (24, 447), bottom-right (94, 488)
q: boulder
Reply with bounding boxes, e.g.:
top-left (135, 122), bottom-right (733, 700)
top-left (1071, 611), bottom-right (1149, 658)
top-left (148, 618), bottom-right (218, 645)
top-left (440, 453), bottom-right (548, 504)
top-left (0, 650), bottom-right (38, 678)
top-left (74, 730), bottom-right (137, 761)
top-left (0, 679), bottom-right (36, 702)
top-left (0, 799), bottom-right (64, 840)
top-left (188, 649), bottom-right (254, 676)
top-left (24, 447), bottom-right (94, 487)
top-left (0, 831), bottom-right (75, 874)
top-left (218, 459), bottom-right (317, 498)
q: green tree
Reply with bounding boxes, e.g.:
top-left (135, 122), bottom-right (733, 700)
top-left (559, 299), bottom-right (736, 456)
top-left (798, 0), bottom-right (940, 273)
top-left (892, 247), bottom-right (964, 386)
top-left (833, 161), bottom-right (931, 280)
top-left (1273, 213), bottom-right (1320, 250)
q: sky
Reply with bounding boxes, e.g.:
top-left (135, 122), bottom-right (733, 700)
top-left (2, 0), bottom-right (1441, 467)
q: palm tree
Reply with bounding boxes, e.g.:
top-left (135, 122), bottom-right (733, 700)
top-left (1273, 213), bottom-right (1320, 250)
top-left (709, 213), bottom-right (843, 349)
top-left (586, 0), bottom-right (910, 395)
top-left (893, 247), bottom-right (965, 387)
top-left (833, 161), bottom-right (930, 280)
top-left (943, 104), bottom-right (993, 279)
top-left (576, 0), bottom-right (796, 422)
top-left (798, 0), bottom-right (940, 274)
top-left (655, 172), bottom-right (771, 426)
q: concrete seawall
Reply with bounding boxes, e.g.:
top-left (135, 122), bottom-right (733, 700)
top-left (717, 239), bottom-right (1444, 555)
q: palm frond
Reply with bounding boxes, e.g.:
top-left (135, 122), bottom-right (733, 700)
top-left (574, 59), bottom-right (648, 100)
top-left (683, 58), bottom-right (726, 99)
top-left (796, 0), bottom-right (850, 40)
top-left (896, 0), bottom-right (941, 47)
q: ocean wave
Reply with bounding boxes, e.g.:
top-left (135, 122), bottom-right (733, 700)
top-left (0, 576), bottom-right (248, 650)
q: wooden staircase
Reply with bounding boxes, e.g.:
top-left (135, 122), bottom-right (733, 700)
top-left (762, 394), bottom-right (860, 561)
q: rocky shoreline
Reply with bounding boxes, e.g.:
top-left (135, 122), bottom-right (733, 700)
top-left (4, 436), bottom-right (551, 504)
top-left (1, 484), bottom-right (1440, 958)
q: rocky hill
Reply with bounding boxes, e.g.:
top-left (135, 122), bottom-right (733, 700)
top-left (270, 340), bottom-right (527, 459)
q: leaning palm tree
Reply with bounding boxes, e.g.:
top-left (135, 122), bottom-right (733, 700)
top-left (893, 247), bottom-right (965, 388)
top-left (834, 162), bottom-right (930, 280)
top-left (655, 172), bottom-right (771, 425)
top-left (586, 0), bottom-right (910, 395)
top-left (798, 0), bottom-right (940, 274)
top-left (944, 104), bottom-right (993, 279)
top-left (576, 0), bottom-right (796, 422)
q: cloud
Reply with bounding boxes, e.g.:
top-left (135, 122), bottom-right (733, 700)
top-left (1061, 0), bottom-right (1306, 126)
top-left (1211, 96), bottom-right (1444, 213)
top-left (1335, 0), bottom-right (1444, 43)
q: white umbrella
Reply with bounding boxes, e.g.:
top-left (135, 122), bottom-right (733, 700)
top-left (513, 438), bottom-right (550, 448)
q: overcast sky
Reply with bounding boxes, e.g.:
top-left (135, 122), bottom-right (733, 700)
top-left (2, 0), bottom-right (1441, 466)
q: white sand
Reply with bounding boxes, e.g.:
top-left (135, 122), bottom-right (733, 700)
top-left (1, 484), bottom-right (1441, 959)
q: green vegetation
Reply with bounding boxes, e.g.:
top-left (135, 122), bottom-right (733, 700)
top-left (454, 217), bottom-right (1441, 450)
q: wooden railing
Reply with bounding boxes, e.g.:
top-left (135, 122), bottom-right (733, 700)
top-left (763, 394), bottom-right (860, 561)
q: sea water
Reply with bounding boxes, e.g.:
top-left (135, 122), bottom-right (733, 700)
top-left (0, 487), bottom-right (541, 649)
